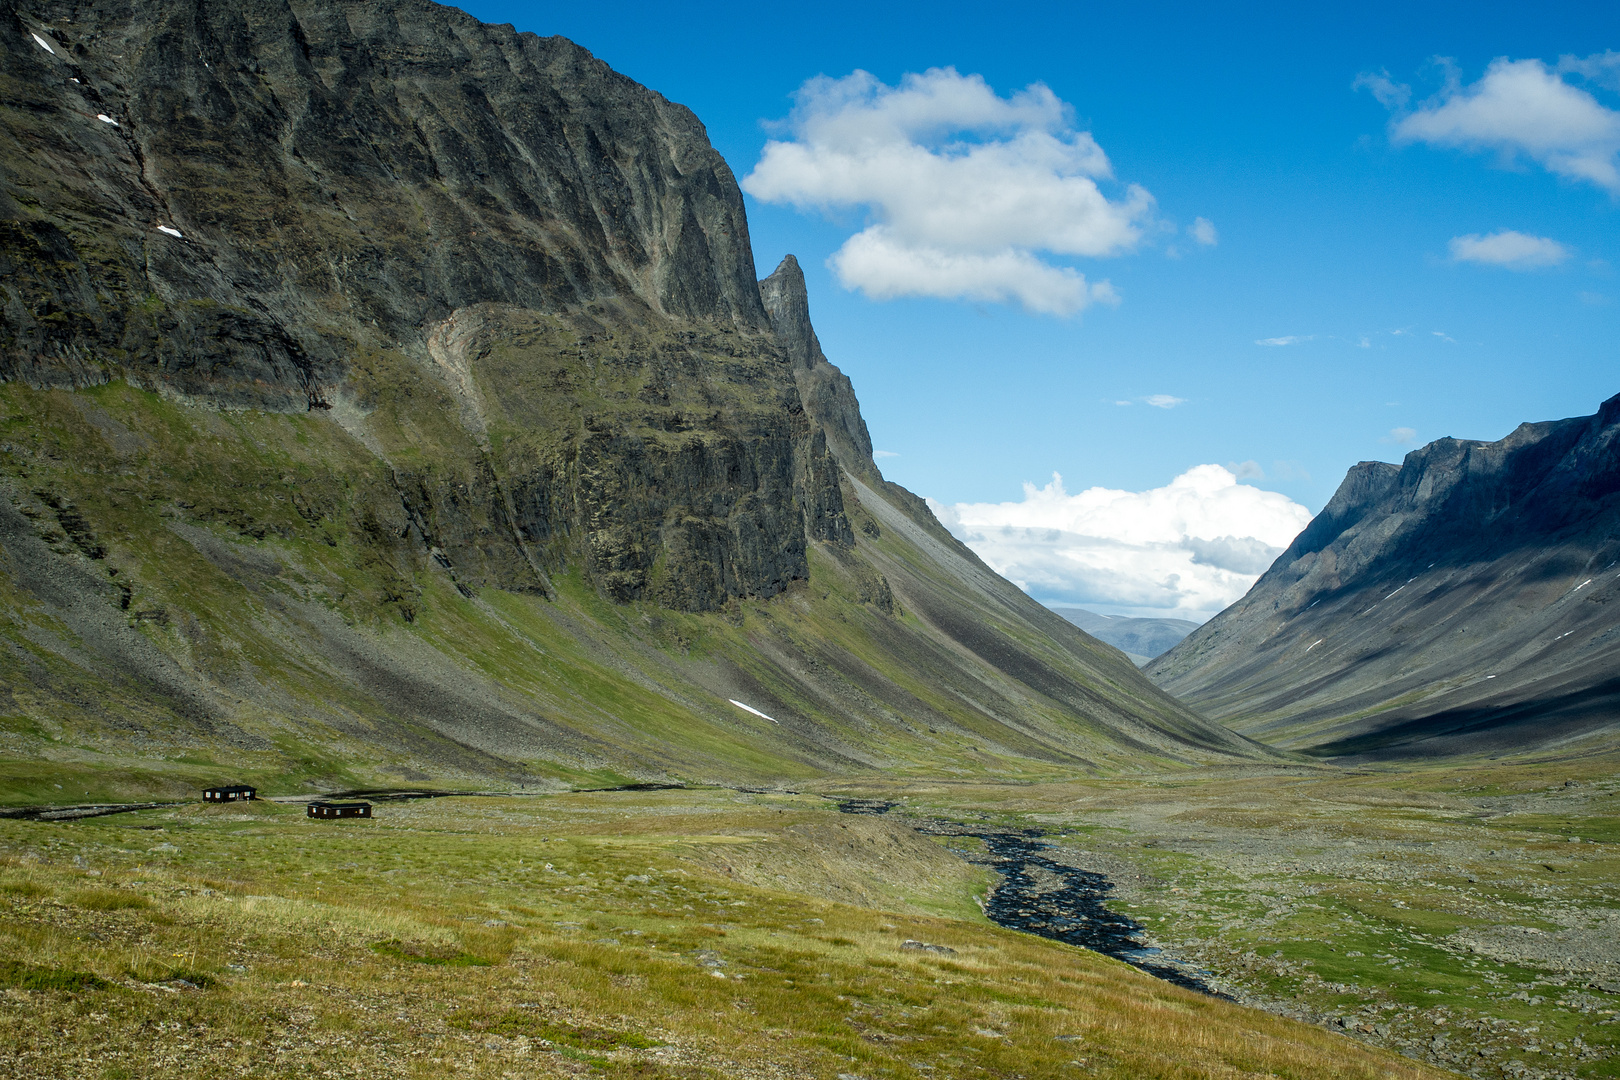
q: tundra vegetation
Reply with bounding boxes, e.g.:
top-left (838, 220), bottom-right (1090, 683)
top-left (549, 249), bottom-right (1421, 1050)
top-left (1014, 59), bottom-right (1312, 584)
top-left (2, 761), bottom-right (1617, 1079)
top-left (0, 785), bottom-right (1470, 1080)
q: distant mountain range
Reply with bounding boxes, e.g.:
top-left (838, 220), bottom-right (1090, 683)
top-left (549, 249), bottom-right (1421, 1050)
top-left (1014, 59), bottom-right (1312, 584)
top-left (1047, 608), bottom-right (1199, 665)
top-left (1148, 394), bottom-right (1620, 761)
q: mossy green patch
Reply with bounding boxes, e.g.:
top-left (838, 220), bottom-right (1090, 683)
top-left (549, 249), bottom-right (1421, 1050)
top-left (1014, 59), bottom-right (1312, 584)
top-left (0, 960), bottom-right (110, 993)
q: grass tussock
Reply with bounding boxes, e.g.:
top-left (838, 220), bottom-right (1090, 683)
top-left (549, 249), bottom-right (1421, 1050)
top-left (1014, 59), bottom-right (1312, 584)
top-left (67, 888), bottom-right (149, 911)
top-left (0, 960), bottom-right (109, 993)
top-left (371, 939), bottom-right (492, 966)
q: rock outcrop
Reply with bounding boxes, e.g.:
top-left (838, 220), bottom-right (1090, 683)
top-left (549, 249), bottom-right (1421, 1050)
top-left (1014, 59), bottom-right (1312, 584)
top-left (758, 255), bottom-right (876, 481)
top-left (2, 0), bottom-right (853, 611)
top-left (1148, 394), bottom-right (1620, 760)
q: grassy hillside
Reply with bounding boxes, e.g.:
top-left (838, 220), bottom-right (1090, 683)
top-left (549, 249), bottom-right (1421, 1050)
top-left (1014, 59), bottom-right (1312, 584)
top-left (0, 354), bottom-right (1260, 804)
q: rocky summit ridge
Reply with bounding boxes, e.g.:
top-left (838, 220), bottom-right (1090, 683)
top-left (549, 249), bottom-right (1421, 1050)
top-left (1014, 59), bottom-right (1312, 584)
top-left (0, 0), bottom-right (1266, 796)
top-left (1149, 394), bottom-right (1620, 761)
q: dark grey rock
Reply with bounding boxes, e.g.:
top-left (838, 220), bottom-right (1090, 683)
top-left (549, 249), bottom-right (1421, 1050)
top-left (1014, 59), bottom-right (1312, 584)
top-left (1, 0), bottom-right (767, 407)
top-left (1148, 394), bottom-right (1620, 759)
top-left (759, 255), bottom-right (877, 482)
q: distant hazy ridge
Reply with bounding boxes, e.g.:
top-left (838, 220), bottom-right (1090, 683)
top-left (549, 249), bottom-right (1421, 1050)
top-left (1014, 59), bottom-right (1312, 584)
top-left (1047, 607), bottom-right (1198, 665)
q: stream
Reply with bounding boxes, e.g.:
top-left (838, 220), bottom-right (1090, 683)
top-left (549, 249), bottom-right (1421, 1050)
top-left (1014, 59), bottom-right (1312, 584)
top-left (836, 799), bottom-right (1221, 996)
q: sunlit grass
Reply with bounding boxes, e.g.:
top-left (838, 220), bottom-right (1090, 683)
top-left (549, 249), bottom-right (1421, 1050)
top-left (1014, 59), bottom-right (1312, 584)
top-left (0, 789), bottom-right (1444, 1080)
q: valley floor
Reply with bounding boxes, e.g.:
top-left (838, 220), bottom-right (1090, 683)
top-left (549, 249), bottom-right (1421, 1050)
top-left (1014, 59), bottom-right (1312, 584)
top-left (0, 785), bottom-right (1449, 1080)
top-left (846, 759), bottom-right (1620, 1080)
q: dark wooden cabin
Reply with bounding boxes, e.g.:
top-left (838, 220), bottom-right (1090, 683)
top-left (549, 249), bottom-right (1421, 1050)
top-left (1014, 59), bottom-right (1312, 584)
top-left (307, 801), bottom-right (372, 819)
top-left (202, 784), bottom-right (256, 803)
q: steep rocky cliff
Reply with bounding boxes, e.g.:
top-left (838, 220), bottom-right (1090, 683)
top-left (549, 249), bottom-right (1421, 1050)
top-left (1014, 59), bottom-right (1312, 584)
top-left (2, 0), bottom-right (850, 611)
top-left (3, 0), bottom-right (768, 401)
top-left (1148, 395), bottom-right (1620, 760)
top-left (0, 0), bottom-right (1264, 797)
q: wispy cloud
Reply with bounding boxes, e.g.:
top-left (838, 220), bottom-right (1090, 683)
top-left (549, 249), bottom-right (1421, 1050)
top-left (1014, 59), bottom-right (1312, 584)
top-left (1361, 56), bottom-right (1620, 193)
top-left (1255, 335), bottom-right (1311, 346)
top-left (1449, 230), bottom-right (1571, 269)
top-left (1189, 217), bottom-right (1218, 246)
top-left (1354, 70), bottom-right (1411, 110)
top-left (928, 465), bottom-right (1313, 621)
top-left (1228, 459), bottom-right (1265, 479)
top-left (1431, 330), bottom-right (1457, 342)
top-left (873, 449), bottom-right (900, 459)
top-left (1270, 460), bottom-right (1312, 482)
top-left (1383, 426), bottom-right (1419, 445)
top-left (744, 68), bottom-right (1157, 315)
top-left (1143, 394), bottom-right (1186, 409)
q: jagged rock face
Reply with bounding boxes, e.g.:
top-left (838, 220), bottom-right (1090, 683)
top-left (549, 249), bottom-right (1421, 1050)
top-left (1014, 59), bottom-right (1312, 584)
top-left (1, 0), bottom-right (855, 612)
top-left (395, 303), bottom-right (852, 609)
top-left (1, 0), bottom-right (765, 407)
top-left (1149, 394), bottom-right (1620, 760)
top-left (758, 255), bottom-right (876, 481)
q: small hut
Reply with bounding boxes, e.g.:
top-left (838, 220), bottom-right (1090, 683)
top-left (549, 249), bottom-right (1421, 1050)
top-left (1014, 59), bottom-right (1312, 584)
top-left (202, 784), bottom-right (256, 803)
top-left (306, 800), bottom-right (372, 819)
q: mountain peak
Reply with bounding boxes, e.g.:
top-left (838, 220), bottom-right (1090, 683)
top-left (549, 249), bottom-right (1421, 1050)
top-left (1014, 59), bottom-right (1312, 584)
top-left (1149, 393), bottom-right (1620, 761)
top-left (758, 254), bottom-right (825, 372)
top-left (757, 255), bottom-right (877, 476)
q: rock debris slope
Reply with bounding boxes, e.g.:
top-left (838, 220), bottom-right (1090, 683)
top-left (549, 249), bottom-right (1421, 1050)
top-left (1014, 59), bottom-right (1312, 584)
top-left (0, 0), bottom-right (1265, 791)
top-left (1148, 395), bottom-right (1620, 760)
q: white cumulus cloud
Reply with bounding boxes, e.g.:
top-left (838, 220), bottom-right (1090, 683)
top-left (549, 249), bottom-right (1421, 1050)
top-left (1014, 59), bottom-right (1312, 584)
top-left (742, 68), bottom-right (1157, 316)
top-left (928, 465), bottom-right (1314, 622)
top-left (1366, 56), bottom-right (1620, 193)
top-left (1449, 229), bottom-right (1571, 269)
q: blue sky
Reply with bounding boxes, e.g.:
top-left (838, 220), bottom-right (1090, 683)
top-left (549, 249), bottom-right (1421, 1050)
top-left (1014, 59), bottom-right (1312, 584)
top-left (461, 0), bottom-right (1619, 618)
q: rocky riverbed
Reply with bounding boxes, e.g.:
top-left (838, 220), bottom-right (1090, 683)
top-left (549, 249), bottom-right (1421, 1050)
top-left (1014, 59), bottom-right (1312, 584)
top-left (837, 766), bottom-right (1620, 1080)
top-left (835, 798), bottom-right (1221, 992)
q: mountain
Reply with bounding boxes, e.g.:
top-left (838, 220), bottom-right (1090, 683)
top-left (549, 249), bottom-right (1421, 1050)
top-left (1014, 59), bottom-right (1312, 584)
top-left (1147, 395), bottom-right (1620, 761)
top-left (1047, 607), bottom-right (1199, 665)
top-left (0, 0), bottom-right (1268, 800)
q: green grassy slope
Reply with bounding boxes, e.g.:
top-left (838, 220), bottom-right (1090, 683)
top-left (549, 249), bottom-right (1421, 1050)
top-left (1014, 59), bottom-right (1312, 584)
top-left (0, 345), bottom-right (1266, 803)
